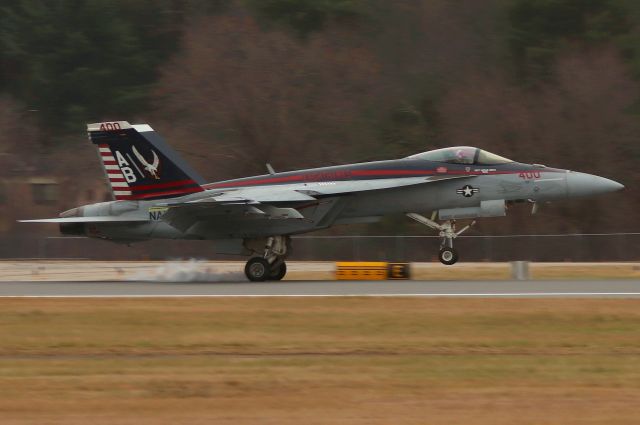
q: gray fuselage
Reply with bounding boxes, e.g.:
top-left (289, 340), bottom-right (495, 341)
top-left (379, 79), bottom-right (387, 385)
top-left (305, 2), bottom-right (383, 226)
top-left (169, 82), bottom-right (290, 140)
top-left (61, 155), bottom-right (621, 252)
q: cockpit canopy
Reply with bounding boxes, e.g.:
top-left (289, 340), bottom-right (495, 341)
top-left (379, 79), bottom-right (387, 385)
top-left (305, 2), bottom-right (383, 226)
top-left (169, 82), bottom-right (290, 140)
top-left (405, 146), bottom-right (513, 165)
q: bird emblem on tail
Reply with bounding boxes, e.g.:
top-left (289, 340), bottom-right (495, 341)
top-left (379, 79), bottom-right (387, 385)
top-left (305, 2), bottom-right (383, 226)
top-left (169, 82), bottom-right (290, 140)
top-left (132, 146), bottom-right (160, 179)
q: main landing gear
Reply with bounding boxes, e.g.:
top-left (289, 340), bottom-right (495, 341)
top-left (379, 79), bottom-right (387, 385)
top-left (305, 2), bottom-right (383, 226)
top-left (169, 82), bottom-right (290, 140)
top-left (244, 236), bottom-right (290, 282)
top-left (406, 213), bottom-right (475, 265)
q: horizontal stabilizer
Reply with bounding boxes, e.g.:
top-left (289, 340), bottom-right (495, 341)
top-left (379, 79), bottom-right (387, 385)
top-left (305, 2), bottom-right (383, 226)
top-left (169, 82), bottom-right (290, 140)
top-left (19, 217), bottom-right (148, 223)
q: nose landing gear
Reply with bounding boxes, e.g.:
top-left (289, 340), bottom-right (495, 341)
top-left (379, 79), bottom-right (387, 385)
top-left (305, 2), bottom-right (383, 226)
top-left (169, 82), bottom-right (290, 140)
top-left (438, 247), bottom-right (458, 265)
top-left (407, 212), bottom-right (475, 265)
top-left (244, 236), bottom-right (291, 281)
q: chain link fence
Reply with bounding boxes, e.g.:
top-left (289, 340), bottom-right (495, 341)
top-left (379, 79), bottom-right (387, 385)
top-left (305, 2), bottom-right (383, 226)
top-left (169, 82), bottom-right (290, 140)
top-left (2, 233), bottom-right (639, 262)
top-left (290, 233), bottom-right (640, 262)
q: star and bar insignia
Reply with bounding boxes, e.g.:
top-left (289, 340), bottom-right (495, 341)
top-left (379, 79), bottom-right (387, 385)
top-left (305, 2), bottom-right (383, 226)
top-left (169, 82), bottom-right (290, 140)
top-left (456, 185), bottom-right (479, 197)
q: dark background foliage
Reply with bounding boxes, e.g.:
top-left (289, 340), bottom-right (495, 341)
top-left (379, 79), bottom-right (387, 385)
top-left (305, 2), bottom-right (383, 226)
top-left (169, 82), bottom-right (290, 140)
top-left (1, 0), bottom-right (638, 259)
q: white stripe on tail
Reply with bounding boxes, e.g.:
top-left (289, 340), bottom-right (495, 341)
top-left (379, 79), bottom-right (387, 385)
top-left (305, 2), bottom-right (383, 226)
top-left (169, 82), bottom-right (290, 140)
top-left (96, 144), bottom-right (131, 200)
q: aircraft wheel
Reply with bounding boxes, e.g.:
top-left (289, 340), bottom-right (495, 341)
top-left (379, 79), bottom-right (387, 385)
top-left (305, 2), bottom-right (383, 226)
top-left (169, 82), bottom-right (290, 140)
top-left (245, 257), bottom-right (271, 282)
top-left (439, 248), bottom-right (458, 265)
top-left (269, 262), bottom-right (287, 281)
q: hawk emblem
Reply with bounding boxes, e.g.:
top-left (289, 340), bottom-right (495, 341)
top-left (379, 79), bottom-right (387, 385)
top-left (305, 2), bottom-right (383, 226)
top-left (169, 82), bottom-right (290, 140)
top-left (132, 146), bottom-right (160, 179)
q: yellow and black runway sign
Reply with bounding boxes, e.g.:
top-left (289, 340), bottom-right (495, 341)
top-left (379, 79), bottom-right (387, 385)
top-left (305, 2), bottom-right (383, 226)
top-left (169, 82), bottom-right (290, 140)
top-left (335, 262), bottom-right (411, 280)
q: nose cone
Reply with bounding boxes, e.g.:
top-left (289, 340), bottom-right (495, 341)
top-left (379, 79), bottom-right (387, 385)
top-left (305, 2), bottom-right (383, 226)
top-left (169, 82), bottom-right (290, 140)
top-left (566, 172), bottom-right (624, 198)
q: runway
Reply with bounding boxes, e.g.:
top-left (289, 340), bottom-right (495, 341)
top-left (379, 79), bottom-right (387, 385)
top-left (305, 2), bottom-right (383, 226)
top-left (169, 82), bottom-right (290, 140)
top-left (1, 279), bottom-right (640, 297)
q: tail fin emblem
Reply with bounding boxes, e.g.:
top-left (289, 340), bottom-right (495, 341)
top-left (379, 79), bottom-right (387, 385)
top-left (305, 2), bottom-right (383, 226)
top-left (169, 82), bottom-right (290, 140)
top-left (132, 146), bottom-right (160, 179)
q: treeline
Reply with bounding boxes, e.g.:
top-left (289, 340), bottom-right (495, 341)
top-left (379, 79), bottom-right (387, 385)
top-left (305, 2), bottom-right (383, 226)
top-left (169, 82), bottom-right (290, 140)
top-left (1, 0), bottom-right (639, 247)
top-left (3, 0), bottom-right (639, 138)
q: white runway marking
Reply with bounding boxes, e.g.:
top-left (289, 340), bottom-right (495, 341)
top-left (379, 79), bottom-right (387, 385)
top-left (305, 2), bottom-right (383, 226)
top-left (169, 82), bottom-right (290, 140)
top-left (1, 280), bottom-right (639, 298)
top-left (2, 292), bottom-right (640, 298)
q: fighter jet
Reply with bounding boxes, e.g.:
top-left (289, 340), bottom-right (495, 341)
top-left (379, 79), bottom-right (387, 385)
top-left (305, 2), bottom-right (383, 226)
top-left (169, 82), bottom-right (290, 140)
top-left (22, 121), bottom-right (624, 281)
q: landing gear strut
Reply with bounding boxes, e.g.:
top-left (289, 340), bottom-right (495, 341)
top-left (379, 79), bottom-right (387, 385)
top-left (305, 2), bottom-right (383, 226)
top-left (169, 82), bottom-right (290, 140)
top-left (244, 236), bottom-right (291, 281)
top-left (407, 213), bottom-right (475, 265)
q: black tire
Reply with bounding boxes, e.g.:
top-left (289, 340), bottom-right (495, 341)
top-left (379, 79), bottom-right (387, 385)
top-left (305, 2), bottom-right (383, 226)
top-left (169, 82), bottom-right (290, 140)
top-left (439, 248), bottom-right (458, 265)
top-left (245, 257), bottom-right (271, 282)
top-left (269, 262), bottom-right (287, 281)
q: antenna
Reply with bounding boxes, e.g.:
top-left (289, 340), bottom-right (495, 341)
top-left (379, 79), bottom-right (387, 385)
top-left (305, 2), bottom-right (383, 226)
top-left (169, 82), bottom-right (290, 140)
top-left (266, 163), bottom-right (276, 175)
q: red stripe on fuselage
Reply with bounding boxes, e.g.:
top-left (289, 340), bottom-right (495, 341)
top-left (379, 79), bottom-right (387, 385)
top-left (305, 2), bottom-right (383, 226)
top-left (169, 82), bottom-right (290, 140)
top-left (119, 186), bottom-right (203, 200)
top-left (446, 170), bottom-right (514, 175)
top-left (205, 169), bottom-right (461, 189)
top-left (203, 169), bottom-right (562, 189)
top-left (129, 179), bottom-right (199, 192)
top-left (350, 169), bottom-right (435, 176)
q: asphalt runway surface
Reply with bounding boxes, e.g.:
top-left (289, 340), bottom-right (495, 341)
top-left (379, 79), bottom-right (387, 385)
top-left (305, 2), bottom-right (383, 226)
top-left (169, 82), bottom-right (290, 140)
top-left (1, 279), bottom-right (640, 297)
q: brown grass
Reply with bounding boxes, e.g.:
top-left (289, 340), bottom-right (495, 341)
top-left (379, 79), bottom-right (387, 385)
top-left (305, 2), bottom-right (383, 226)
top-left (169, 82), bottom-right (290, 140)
top-left (411, 263), bottom-right (511, 280)
top-left (530, 263), bottom-right (640, 280)
top-left (1, 298), bottom-right (640, 424)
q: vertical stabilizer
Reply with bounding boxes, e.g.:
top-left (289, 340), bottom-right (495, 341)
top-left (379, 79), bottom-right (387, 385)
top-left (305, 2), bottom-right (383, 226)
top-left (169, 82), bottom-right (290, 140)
top-left (88, 121), bottom-right (204, 201)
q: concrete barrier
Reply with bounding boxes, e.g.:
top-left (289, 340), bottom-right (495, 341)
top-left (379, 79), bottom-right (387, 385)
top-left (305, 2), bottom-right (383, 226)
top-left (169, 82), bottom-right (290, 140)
top-left (511, 261), bottom-right (530, 280)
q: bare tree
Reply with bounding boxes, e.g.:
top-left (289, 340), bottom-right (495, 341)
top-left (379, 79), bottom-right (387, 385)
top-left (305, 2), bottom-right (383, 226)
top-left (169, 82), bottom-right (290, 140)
top-left (439, 47), bottom-right (640, 234)
top-left (0, 95), bottom-right (40, 177)
top-left (152, 9), bottom-right (384, 180)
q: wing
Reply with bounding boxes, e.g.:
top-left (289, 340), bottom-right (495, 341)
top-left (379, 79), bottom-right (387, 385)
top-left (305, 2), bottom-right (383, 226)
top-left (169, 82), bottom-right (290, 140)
top-left (293, 175), bottom-right (475, 196)
top-left (159, 200), bottom-right (307, 232)
top-left (208, 174), bottom-right (475, 201)
top-left (159, 175), bottom-right (476, 232)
